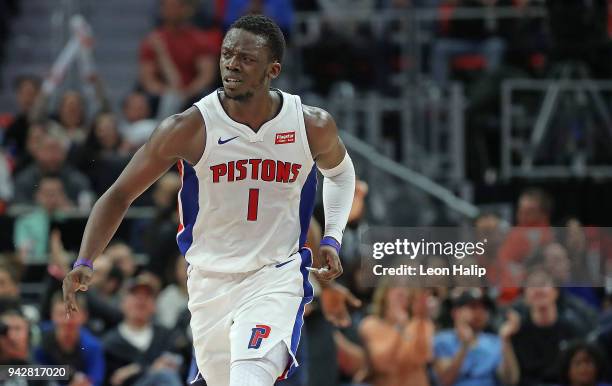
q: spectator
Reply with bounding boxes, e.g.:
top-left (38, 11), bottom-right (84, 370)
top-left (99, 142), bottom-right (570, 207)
top-left (139, 0), bottom-right (221, 112)
top-left (84, 257), bottom-right (124, 336)
top-left (544, 242), bottom-right (572, 286)
top-left (0, 260), bottom-right (40, 323)
top-left (0, 309), bottom-right (31, 365)
top-left (119, 91), bottom-right (157, 151)
top-left (563, 218), bottom-right (605, 293)
top-left (104, 242), bottom-right (138, 279)
top-left (359, 284), bottom-right (434, 386)
top-left (543, 242), bottom-right (602, 314)
top-left (497, 188), bottom-right (555, 303)
top-left (433, 288), bottom-right (520, 386)
top-left (35, 233), bottom-right (123, 337)
top-left (474, 212), bottom-right (506, 284)
top-left (71, 112), bottom-right (130, 195)
top-left (3, 75), bottom-right (42, 158)
top-left (514, 243), bottom-right (600, 336)
top-left (0, 310), bottom-right (55, 386)
top-left (0, 262), bottom-right (18, 298)
top-left (13, 176), bottom-right (74, 264)
top-left (0, 150), bottom-right (12, 210)
top-left (55, 91), bottom-right (89, 147)
top-left (12, 129), bottom-right (92, 207)
top-left (430, 0), bottom-right (506, 87)
top-left (14, 122), bottom-right (47, 174)
top-left (139, 172), bottom-right (181, 283)
top-left (28, 90), bottom-right (89, 148)
top-left (102, 273), bottom-right (182, 386)
top-left (557, 341), bottom-right (611, 386)
top-left (155, 257), bottom-right (188, 329)
top-left (90, 257), bottom-right (124, 303)
top-left (511, 268), bottom-right (582, 386)
top-left (34, 293), bottom-right (105, 386)
top-left (498, 0), bottom-right (547, 74)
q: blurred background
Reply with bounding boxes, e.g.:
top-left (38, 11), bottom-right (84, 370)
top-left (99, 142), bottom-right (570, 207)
top-left (0, 0), bottom-right (612, 386)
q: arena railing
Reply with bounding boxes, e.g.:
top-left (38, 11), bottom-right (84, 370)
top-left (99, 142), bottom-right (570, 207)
top-left (291, 6), bottom-right (547, 185)
top-left (501, 78), bottom-right (612, 179)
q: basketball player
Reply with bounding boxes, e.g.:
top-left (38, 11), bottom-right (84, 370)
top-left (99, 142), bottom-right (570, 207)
top-left (63, 15), bottom-right (356, 386)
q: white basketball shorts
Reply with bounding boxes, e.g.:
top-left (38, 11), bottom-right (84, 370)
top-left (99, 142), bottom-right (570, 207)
top-left (186, 247), bottom-right (314, 386)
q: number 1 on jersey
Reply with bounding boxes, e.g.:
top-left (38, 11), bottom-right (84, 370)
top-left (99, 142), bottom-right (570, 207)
top-left (247, 188), bottom-right (259, 221)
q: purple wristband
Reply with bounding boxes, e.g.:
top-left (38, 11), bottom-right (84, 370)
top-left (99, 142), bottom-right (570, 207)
top-left (73, 257), bottom-right (94, 270)
top-left (320, 236), bottom-right (341, 255)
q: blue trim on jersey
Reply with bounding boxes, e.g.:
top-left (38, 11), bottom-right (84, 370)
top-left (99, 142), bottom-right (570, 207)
top-left (177, 161), bottom-right (200, 255)
top-left (283, 247), bottom-right (314, 379)
top-left (187, 354), bottom-right (204, 384)
top-left (298, 165), bottom-right (317, 248)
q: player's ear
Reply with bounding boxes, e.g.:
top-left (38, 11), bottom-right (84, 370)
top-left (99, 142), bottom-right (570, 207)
top-left (268, 61), bottom-right (281, 80)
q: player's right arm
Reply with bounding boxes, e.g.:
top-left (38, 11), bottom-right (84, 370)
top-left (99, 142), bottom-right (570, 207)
top-left (63, 106), bottom-right (205, 316)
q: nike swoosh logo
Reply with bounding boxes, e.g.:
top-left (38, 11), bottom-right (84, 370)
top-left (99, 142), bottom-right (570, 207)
top-left (275, 259), bottom-right (295, 268)
top-left (218, 136), bottom-right (239, 145)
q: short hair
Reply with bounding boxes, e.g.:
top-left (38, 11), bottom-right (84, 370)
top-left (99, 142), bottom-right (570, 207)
top-left (0, 261), bottom-right (19, 285)
top-left (51, 291), bottom-right (87, 312)
top-left (13, 74), bottom-right (41, 91)
top-left (228, 14), bottom-right (286, 64)
top-left (520, 188), bottom-right (553, 215)
top-left (559, 340), bottom-right (608, 385)
top-left (0, 306), bottom-right (25, 320)
top-left (41, 124), bottom-right (70, 151)
top-left (37, 175), bottom-right (64, 191)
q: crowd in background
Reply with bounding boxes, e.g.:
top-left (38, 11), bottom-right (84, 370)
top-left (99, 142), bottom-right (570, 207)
top-left (0, 0), bottom-right (611, 386)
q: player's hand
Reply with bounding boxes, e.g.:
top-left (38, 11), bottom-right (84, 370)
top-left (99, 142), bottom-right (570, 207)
top-left (314, 245), bottom-right (343, 281)
top-left (320, 282), bottom-right (362, 327)
top-left (63, 265), bottom-right (94, 318)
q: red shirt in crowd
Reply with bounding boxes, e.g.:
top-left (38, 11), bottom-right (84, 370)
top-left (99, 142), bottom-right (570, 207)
top-left (140, 26), bottom-right (222, 89)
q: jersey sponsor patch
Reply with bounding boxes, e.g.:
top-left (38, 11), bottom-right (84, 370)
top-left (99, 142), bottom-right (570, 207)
top-left (248, 324), bottom-right (271, 349)
top-left (275, 132), bottom-right (295, 144)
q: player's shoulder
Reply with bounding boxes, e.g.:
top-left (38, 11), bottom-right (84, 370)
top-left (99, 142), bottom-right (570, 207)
top-left (301, 104), bottom-right (339, 158)
top-left (150, 106), bottom-right (205, 164)
top-left (302, 104), bottom-right (336, 131)
top-left (156, 106), bottom-right (204, 136)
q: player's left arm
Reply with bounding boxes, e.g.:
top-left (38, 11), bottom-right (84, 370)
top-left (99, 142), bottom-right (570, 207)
top-left (304, 105), bottom-right (356, 281)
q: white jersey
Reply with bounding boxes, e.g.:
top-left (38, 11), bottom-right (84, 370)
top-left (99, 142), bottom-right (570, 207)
top-left (176, 89), bottom-right (316, 273)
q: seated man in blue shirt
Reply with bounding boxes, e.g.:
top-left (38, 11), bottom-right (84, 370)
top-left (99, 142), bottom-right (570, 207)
top-left (34, 292), bottom-right (105, 386)
top-left (433, 288), bottom-right (520, 386)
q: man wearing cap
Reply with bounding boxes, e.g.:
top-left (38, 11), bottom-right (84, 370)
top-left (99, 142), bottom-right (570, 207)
top-left (101, 273), bottom-right (182, 386)
top-left (433, 288), bottom-right (520, 386)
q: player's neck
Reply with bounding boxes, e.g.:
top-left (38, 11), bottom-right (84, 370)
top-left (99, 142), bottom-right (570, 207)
top-left (223, 89), bottom-right (281, 132)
